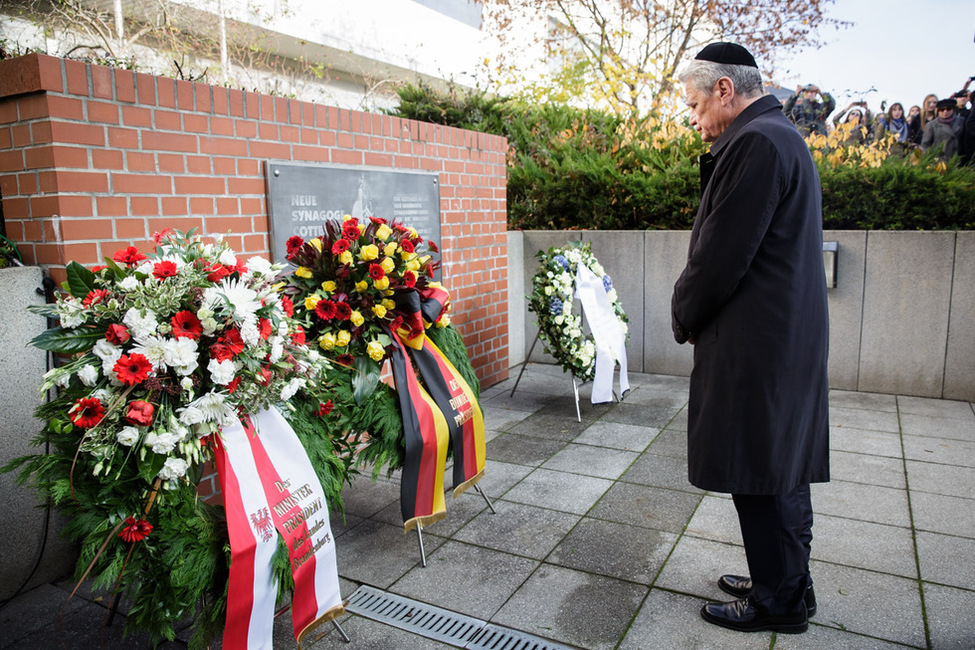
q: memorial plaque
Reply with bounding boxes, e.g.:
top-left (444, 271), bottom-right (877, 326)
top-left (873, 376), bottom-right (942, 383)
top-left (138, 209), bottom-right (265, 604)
top-left (265, 161), bottom-right (442, 277)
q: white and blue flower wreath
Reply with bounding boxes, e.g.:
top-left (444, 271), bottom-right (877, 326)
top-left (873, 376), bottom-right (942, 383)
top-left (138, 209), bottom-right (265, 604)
top-left (528, 242), bottom-right (628, 380)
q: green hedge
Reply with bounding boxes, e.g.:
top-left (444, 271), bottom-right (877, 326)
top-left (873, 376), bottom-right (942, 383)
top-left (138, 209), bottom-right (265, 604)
top-left (388, 83), bottom-right (975, 231)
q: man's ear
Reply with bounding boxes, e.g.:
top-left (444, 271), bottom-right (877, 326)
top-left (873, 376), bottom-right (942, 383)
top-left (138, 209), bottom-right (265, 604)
top-left (714, 77), bottom-right (735, 105)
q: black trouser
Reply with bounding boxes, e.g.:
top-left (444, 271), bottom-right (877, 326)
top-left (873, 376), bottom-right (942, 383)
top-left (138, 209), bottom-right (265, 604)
top-left (731, 483), bottom-right (812, 615)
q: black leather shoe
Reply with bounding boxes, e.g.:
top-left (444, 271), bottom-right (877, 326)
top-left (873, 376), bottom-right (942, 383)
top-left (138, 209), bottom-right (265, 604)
top-left (717, 574), bottom-right (817, 618)
top-left (700, 597), bottom-right (808, 634)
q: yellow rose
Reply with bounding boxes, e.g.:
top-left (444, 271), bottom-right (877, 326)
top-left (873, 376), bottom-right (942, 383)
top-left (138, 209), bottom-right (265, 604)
top-left (342, 214), bottom-right (352, 222)
top-left (321, 280), bottom-right (337, 292)
top-left (384, 242), bottom-right (398, 256)
top-left (374, 276), bottom-right (390, 291)
top-left (383, 289), bottom-right (396, 297)
top-left (318, 332), bottom-right (336, 350)
top-left (367, 340), bottom-right (385, 361)
top-left (336, 330), bottom-right (351, 347)
top-left (359, 244), bottom-right (379, 261)
top-left (400, 250), bottom-right (415, 261)
top-left (350, 310), bottom-right (364, 327)
top-left (380, 257), bottom-right (395, 274)
top-left (309, 238), bottom-right (323, 252)
top-left (382, 299), bottom-right (396, 310)
top-left (355, 280), bottom-right (369, 293)
top-left (295, 266), bottom-right (313, 279)
top-left (304, 295), bottom-right (321, 310)
top-left (406, 259), bottom-right (420, 272)
top-left (436, 314), bottom-right (451, 328)
top-left (372, 304), bottom-right (387, 319)
top-left (376, 224), bottom-right (392, 241)
top-left (338, 251), bottom-right (353, 265)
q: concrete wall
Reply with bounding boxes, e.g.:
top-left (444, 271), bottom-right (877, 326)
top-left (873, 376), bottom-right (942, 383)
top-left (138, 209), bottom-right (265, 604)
top-left (509, 230), bottom-right (974, 402)
top-left (0, 266), bottom-right (77, 600)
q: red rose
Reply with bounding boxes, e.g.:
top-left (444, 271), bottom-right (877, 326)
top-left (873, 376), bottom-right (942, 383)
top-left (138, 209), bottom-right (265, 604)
top-left (112, 245), bottom-right (147, 266)
top-left (152, 260), bottom-right (178, 280)
top-left (125, 400), bottom-right (154, 426)
top-left (105, 323), bottom-right (131, 345)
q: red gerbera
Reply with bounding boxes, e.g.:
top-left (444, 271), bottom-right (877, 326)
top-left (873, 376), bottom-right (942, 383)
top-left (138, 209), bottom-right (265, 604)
top-left (125, 400), bottom-right (154, 426)
top-left (118, 516), bottom-right (153, 543)
top-left (318, 400), bottom-right (334, 416)
top-left (114, 353), bottom-right (154, 386)
top-left (258, 367), bottom-right (272, 386)
top-left (280, 295), bottom-right (294, 317)
top-left (83, 289), bottom-right (109, 307)
top-left (404, 270), bottom-right (418, 288)
top-left (152, 260), bottom-right (178, 280)
top-left (258, 318), bottom-right (273, 340)
top-left (400, 239), bottom-right (415, 253)
top-left (91, 265), bottom-right (107, 273)
top-left (368, 264), bottom-right (385, 280)
top-left (335, 354), bottom-right (355, 367)
top-left (333, 301), bottom-right (352, 320)
top-left (331, 238), bottom-right (350, 255)
top-left (206, 263), bottom-right (232, 283)
top-left (315, 300), bottom-right (337, 321)
top-left (226, 376), bottom-right (241, 394)
top-left (341, 223), bottom-right (360, 240)
top-left (290, 326), bottom-right (306, 346)
top-left (220, 328), bottom-right (245, 355)
top-left (69, 397), bottom-right (105, 429)
top-left (428, 240), bottom-right (439, 253)
top-left (105, 323), bottom-right (130, 345)
top-left (152, 227), bottom-right (174, 245)
top-left (286, 236), bottom-right (305, 258)
top-left (171, 310), bottom-right (203, 340)
top-left (112, 245), bottom-right (147, 266)
top-left (368, 216), bottom-right (386, 225)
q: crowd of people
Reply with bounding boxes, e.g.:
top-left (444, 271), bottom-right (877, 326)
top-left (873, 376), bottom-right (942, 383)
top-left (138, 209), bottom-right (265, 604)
top-left (778, 78), bottom-right (975, 164)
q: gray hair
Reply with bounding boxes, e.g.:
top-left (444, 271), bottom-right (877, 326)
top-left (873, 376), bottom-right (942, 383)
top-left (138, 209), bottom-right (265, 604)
top-left (678, 60), bottom-right (764, 98)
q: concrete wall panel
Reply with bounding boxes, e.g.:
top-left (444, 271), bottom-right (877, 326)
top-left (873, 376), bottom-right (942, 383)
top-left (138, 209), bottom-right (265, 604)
top-left (644, 231), bottom-right (694, 377)
top-left (944, 231), bottom-right (975, 401)
top-left (824, 231), bottom-right (866, 391)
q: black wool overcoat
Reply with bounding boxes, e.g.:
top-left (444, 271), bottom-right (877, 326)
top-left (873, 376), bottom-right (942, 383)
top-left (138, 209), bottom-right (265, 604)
top-left (671, 95), bottom-right (830, 495)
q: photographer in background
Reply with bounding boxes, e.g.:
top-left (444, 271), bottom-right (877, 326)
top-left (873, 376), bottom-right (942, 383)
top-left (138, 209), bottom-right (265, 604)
top-left (784, 84), bottom-right (835, 136)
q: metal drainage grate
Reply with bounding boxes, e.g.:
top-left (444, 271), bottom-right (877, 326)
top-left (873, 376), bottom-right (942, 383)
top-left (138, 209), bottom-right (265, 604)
top-left (345, 585), bottom-right (484, 646)
top-left (345, 585), bottom-right (575, 650)
top-left (467, 623), bottom-right (575, 650)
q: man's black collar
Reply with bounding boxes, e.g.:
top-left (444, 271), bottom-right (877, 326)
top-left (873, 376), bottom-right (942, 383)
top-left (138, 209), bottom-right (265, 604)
top-left (709, 95), bottom-right (783, 157)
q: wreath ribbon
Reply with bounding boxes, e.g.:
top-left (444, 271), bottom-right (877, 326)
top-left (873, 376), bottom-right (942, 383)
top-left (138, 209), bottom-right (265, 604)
top-left (388, 288), bottom-right (485, 532)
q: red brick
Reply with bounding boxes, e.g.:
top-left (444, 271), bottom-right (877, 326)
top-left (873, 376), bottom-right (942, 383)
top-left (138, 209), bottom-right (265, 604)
top-left (24, 146), bottom-right (55, 169)
top-left (11, 124), bottom-right (31, 147)
top-left (199, 136), bottom-right (246, 156)
top-left (184, 113), bottom-right (208, 134)
top-left (121, 105), bottom-right (152, 127)
top-left (136, 72), bottom-right (156, 105)
top-left (280, 125), bottom-right (299, 142)
top-left (161, 196), bottom-right (188, 215)
top-left (115, 69), bottom-right (135, 103)
top-left (175, 175), bottom-right (225, 195)
top-left (300, 128), bottom-right (318, 145)
top-left (158, 154), bottom-right (184, 173)
top-left (237, 159), bottom-right (259, 176)
top-left (88, 99), bottom-right (119, 124)
top-left (142, 130), bottom-right (197, 153)
top-left (208, 215), bottom-right (254, 233)
top-left (55, 195), bottom-right (94, 217)
top-left (61, 217), bottom-right (113, 240)
top-left (154, 110), bottom-right (182, 131)
top-left (150, 216), bottom-right (201, 233)
top-left (65, 59), bottom-right (89, 96)
top-left (212, 157), bottom-right (235, 175)
top-left (116, 218), bottom-right (146, 239)
top-left (113, 173), bottom-right (172, 194)
top-left (65, 242), bottom-right (101, 264)
top-left (239, 197), bottom-right (263, 214)
top-left (91, 149), bottom-right (124, 170)
top-left (90, 64), bottom-right (113, 99)
top-left (227, 177), bottom-right (264, 195)
top-left (126, 151), bottom-right (156, 172)
top-left (258, 123), bottom-right (277, 140)
top-left (293, 145), bottom-right (328, 162)
top-left (194, 83), bottom-right (211, 113)
top-left (364, 152), bottom-right (393, 167)
top-left (3, 196), bottom-right (29, 218)
top-left (18, 172), bottom-right (37, 194)
top-left (176, 80), bottom-right (195, 110)
top-left (190, 196), bottom-right (214, 214)
top-left (96, 196), bottom-right (128, 216)
top-left (274, 97), bottom-right (288, 123)
top-left (15, 94), bottom-right (48, 121)
top-left (228, 89), bottom-right (245, 117)
top-left (157, 78), bottom-right (176, 108)
top-left (212, 87), bottom-right (229, 115)
top-left (107, 127), bottom-right (139, 149)
top-left (248, 141), bottom-right (290, 159)
top-left (131, 196), bottom-right (159, 215)
top-left (50, 121), bottom-right (105, 146)
top-left (35, 54), bottom-right (64, 93)
top-left (250, 92), bottom-right (266, 120)
top-left (216, 197), bottom-right (238, 214)
top-left (0, 126), bottom-right (10, 149)
top-left (211, 116), bottom-right (234, 136)
top-left (0, 149), bottom-right (24, 172)
top-left (235, 120), bottom-right (257, 138)
top-left (288, 99), bottom-right (301, 124)
top-left (186, 155), bottom-right (211, 174)
top-left (354, 134), bottom-right (369, 149)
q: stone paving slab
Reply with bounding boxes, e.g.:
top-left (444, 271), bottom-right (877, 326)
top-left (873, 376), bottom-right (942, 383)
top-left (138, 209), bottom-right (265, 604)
top-left (827, 449), bottom-right (907, 488)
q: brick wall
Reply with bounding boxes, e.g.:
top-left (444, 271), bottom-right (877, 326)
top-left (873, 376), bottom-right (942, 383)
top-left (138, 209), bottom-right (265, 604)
top-left (0, 53), bottom-right (509, 388)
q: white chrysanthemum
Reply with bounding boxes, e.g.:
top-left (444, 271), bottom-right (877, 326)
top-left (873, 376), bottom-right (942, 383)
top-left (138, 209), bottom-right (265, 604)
top-left (118, 275), bottom-right (139, 291)
top-left (151, 432), bottom-right (180, 454)
top-left (269, 339), bottom-right (284, 363)
top-left (134, 261), bottom-right (153, 276)
top-left (158, 457), bottom-right (189, 480)
top-left (190, 391), bottom-right (235, 424)
top-left (123, 308), bottom-right (159, 341)
top-left (204, 279), bottom-right (261, 323)
top-left (116, 426), bottom-right (140, 446)
top-left (178, 405), bottom-right (206, 426)
top-left (130, 335), bottom-right (169, 371)
top-left (76, 364), bottom-right (99, 387)
top-left (207, 358), bottom-right (236, 385)
top-left (280, 377), bottom-right (304, 401)
top-left (246, 256), bottom-right (274, 277)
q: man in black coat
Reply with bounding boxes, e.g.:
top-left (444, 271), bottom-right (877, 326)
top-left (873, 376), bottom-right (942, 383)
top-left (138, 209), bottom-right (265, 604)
top-left (671, 43), bottom-right (830, 634)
